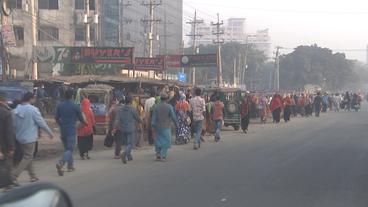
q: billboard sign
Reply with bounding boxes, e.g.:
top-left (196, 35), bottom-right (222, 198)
top-left (157, 55), bottom-right (182, 69)
top-left (135, 57), bottom-right (165, 71)
top-left (180, 54), bottom-right (217, 67)
top-left (1, 25), bottom-right (16, 47)
top-left (34, 47), bottom-right (134, 65)
top-left (177, 72), bottom-right (187, 82)
top-left (71, 47), bottom-right (134, 64)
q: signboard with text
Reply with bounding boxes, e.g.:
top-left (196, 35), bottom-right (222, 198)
top-left (177, 72), bottom-right (187, 82)
top-left (71, 47), bottom-right (134, 64)
top-left (157, 55), bottom-right (181, 69)
top-left (180, 54), bottom-right (217, 67)
top-left (34, 46), bottom-right (134, 65)
top-left (135, 57), bottom-right (165, 71)
top-left (1, 25), bottom-right (16, 47)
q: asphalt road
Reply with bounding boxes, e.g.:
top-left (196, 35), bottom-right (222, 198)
top-left (18, 109), bottom-right (368, 207)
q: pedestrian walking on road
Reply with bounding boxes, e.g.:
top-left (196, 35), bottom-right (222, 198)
top-left (189, 88), bottom-right (206, 150)
top-left (270, 93), bottom-right (283, 123)
top-left (77, 96), bottom-right (95, 160)
top-left (0, 91), bottom-right (15, 190)
top-left (114, 96), bottom-right (143, 164)
top-left (144, 91), bottom-right (156, 145)
top-left (55, 90), bottom-right (86, 176)
top-left (258, 95), bottom-right (268, 124)
top-left (12, 92), bottom-right (53, 184)
top-left (241, 94), bottom-right (251, 133)
top-left (283, 94), bottom-right (292, 122)
top-left (212, 96), bottom-right (224, 142)
top-left (151, 93), bottom-right (178, 161)
top-left (108, 99), bottom-right (124, 159)
top-left (175, 93), bottom-right (191, 145)
top-left (314, 92), bottom-right (323, 117)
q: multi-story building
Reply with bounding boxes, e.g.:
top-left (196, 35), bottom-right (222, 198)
top-left (193, 18), bottom-right (271, 58)
top-left (8, 0), bottom-right (99, 79)
top-left (118, 0), bottom-right (183, 57)
top-left (6, 0), bottom-right (183, 79)
top-left (247, 29), bottom-right (271, 57)
top-left (225, 18), bottom-right (246, 43)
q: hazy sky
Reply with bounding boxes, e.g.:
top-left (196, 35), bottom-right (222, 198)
top-left (183, 0), bottom-right (368, 62)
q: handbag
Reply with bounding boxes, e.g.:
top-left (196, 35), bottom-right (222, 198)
top-left (104, 132), bottom-right (114, 148)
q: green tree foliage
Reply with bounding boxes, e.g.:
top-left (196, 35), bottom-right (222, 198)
top-left (280, 45), bottom-right (357, 90)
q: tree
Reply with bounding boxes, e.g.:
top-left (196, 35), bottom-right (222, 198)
top-left (279, 45), bottom-right (357, 90)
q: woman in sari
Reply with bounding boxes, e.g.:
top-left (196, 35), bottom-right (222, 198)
top-left (258, 95), bottom-right (268, 124)
top-left (175, 93), bottom-right (191, 145)
top-left (77, 97), bottom-right (95, 160)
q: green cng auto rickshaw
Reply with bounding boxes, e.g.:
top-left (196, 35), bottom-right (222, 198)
top-left (204, 88), bottom-right (242, 131)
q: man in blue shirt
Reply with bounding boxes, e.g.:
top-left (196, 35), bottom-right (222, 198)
top-left (55, 89), bottom-right (85, 176)
top-left (12, 92), bottom-right (53, 184)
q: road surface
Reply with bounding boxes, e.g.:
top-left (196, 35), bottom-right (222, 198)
top-left (16, 109), bottom-right (368, 207)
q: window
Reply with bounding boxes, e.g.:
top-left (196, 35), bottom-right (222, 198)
top-left (74, 27), bottom-right (95, 42)
top-left (38, 26), bottom-right (59, 41)
top-left (39, 0), bottom-right (59, 10)
top-left (9, 0), bottom-right (22, 9)
top-left (75, 0), bottom-right (95, 10)
top-left (13, 26), bottom-right (24, 46)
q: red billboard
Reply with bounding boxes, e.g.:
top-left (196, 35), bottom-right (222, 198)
top-left (71, 47), bottom-right (134, 64)
top-left (135, 57), bottom-right (165, 71)
top-left (157, 55), bottom-right (182, 69)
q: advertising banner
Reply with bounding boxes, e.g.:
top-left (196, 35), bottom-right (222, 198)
top-left (135, 57), bottom-right (165, 71)
top-left (34, 47), bottom-right (134, 65)
top-left (1, 25), bottom-right (16, 47)
top-left (180, 54), bottom-right (217, 67)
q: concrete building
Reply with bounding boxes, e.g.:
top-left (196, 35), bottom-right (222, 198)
top-left (8, 0), bottom-right (99, 79)
top-left (6, 0), bottom-right (183, 79)
top-left (225, 18), bottom-right (246, 43)
top-left (194, 18), bottom-right (271, 58)
top-left (119, 0), bottom-right (183, 57)
top-left (247, 29), bottom-right (271, 57)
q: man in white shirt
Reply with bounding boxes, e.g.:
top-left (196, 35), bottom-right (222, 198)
top-left (189, 88), bottom-right (206, 150)
top-left (144, 91), bottom-right (157, 145)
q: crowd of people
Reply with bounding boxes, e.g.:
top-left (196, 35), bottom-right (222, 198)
top-left (0, 87), bottom-right (364, 191)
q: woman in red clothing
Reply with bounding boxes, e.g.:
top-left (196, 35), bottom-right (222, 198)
top-left (77, 96), bottom-right (95, 159)
top-left (270, 93), bottom-right (283, 123)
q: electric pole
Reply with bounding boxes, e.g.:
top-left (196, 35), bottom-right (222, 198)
top-left (31, 0), bottom-right (38, 80)
top-left (212, 13), bottom-right (224, 87)
top-left (186, 10), bottom-right (203, 84)
top-left (275, 46), bottom-right (282, 91)
top-left (141, 0), bottom-right (162, 58)
top-left (85, 0), bottom-right (91, 46)
top-left (118, 0), bottom-right (131, 47)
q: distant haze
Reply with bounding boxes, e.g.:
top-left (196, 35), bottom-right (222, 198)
top-left (184, 0), bottom-right (368, 62)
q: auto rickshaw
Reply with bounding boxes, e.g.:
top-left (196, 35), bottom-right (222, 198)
top-left (204, 88), bottom-right (242, 131)
top-left (79, 84), bottom-right (114, 134)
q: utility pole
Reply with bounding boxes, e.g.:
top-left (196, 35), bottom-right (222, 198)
top-left (85, 0), bottom-right (91, 46)
top-left (31, 0), bottom-right (38, 80)
top-left (275, 46), bottom-right (282, 91)
top-left (118, 0), bottom-right (131, 47)
top-left (186, 11), bottom-right (203, 84)
top-left (212, 13), bottom-right (224, 87)
top-left (141, 0), bottom-right (162, 58)
top-left (233, 57), bottom-right (237, 87)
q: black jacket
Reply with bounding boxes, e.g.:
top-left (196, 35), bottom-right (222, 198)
top-left (0, 102), bottom-right (14, 154)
